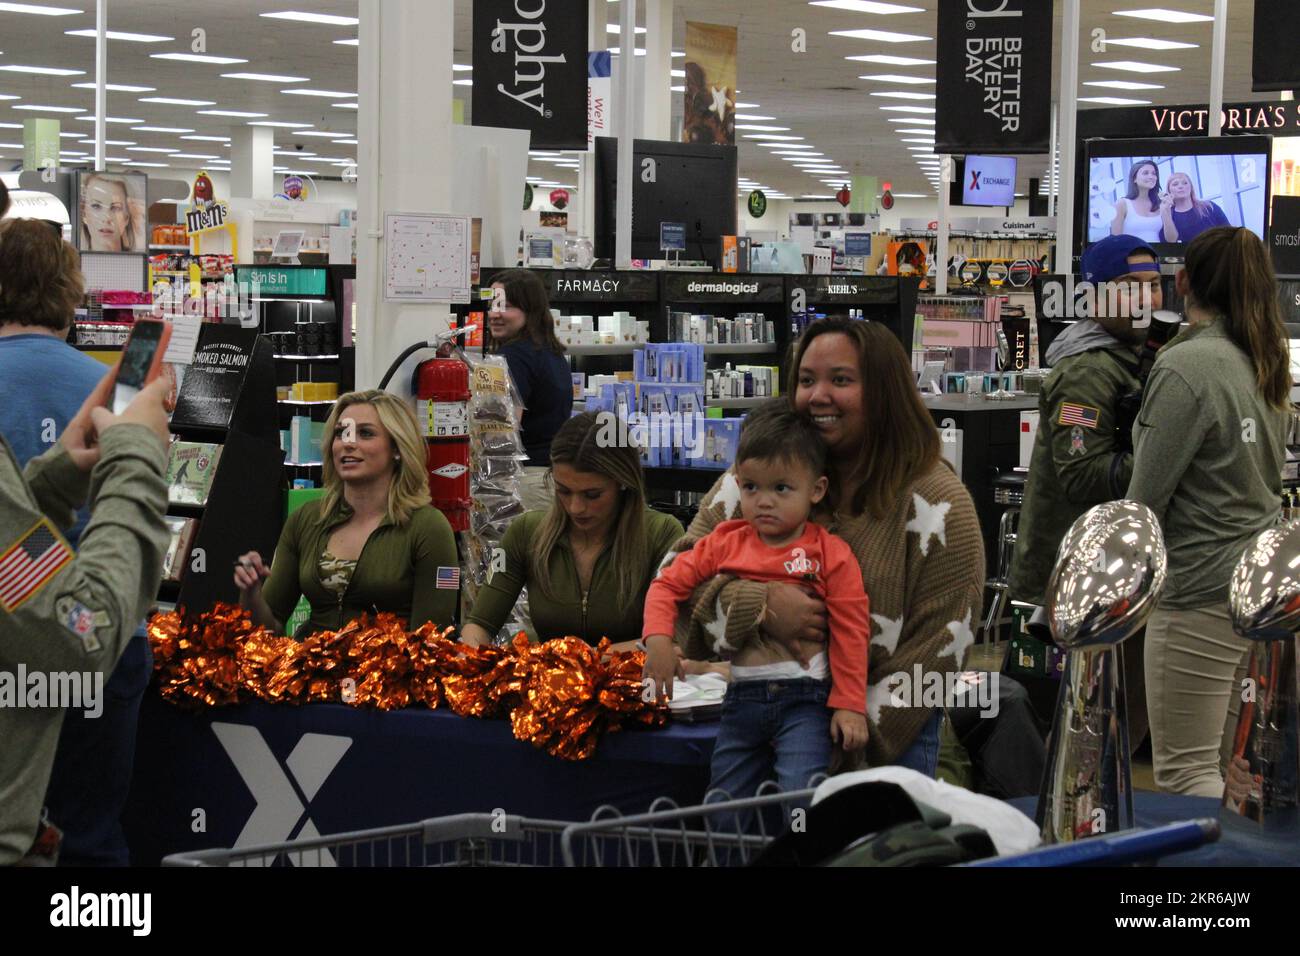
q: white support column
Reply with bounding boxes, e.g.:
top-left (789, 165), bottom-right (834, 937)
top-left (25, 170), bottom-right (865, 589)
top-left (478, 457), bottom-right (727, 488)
top-left (94, 0), bottom-right (105, 171)
top-left (355, 0), bottom-right (455, 391)
top-left (642, 0), bottom-right (674, 141)
top-left (1054, 0), bottom-right (1080, 274)
top-left (1209, 0), bottom-right (1229, 136)
top-left (614, 0), bottom-right (637, 267)
top-left (229, 126), bottom-right (275, 201)
top-left (1047, 100), bottom-right (1058, 218)
top-left (936, 156), bottom-right (950, 295)
top-left (579, 0), bottom-right (605, 241)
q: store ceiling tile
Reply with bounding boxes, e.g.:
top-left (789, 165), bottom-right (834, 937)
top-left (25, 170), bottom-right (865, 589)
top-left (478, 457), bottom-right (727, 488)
top-left (0, 0), bottom-right (1265, 196)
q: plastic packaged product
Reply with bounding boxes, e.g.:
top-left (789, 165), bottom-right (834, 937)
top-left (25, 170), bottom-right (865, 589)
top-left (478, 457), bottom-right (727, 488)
top-left (476, 454), bottom-right (525, 480)
top-left (472, 431), bottom-right (523, 457)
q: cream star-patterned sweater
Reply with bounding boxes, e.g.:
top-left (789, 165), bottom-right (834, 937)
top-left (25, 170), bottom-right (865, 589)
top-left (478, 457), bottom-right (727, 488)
top-left (666, 460), bottom-right (985, 766)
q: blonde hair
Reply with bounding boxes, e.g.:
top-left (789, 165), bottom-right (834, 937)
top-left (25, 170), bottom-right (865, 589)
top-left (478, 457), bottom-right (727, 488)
top-left (530, 412), bottom-right (649, 607)
top-left (320, 390), bottom-right (431, 525)
top-left (79, 173), bottom-right (138, 251)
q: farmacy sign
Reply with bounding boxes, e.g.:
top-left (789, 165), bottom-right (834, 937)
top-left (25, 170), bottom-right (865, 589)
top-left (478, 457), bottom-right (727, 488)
top-left (472, 0), bottom-right (587, 150)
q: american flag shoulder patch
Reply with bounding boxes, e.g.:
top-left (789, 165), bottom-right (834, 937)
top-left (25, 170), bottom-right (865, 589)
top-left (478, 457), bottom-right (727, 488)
top-left (436, 566), bottom-right (461, 589)
top-left (1058, 402), bottom-right (1101, 429)
top-left (0, 518), bottom-right (74, 612)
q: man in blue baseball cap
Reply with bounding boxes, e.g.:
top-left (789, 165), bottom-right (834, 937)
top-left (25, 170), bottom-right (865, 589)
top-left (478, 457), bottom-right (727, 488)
top-left (1008, 233), bottom-right (1165, 751)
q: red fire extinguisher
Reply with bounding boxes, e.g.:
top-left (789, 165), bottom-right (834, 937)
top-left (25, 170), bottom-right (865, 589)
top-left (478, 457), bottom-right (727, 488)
top-left (416, 344), bottom-right (471, 532)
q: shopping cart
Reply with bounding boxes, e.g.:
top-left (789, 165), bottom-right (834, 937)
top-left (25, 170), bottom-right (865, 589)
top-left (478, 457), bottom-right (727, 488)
top-left (560, 785), bottom-right (818, 867)
top-left (161, 814), bottom-right (571, 867)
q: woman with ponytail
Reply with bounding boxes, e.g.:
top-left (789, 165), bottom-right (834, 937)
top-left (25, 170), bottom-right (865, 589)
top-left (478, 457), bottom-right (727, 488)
top-left (1128, 226), bottom-right (1291, 797)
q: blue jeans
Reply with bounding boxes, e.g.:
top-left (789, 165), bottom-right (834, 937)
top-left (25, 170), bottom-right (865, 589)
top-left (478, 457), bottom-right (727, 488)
top-left (893, 709), bottom-right (943, 777)
top-left (43, 632), bottom-right (152, 866)
top-left (708, 678), bottom-right (832, 800)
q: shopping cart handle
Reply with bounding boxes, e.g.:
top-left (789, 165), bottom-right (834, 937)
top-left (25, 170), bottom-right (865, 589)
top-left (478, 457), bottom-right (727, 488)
top-left (964, 819), bottom-right (1220, 867)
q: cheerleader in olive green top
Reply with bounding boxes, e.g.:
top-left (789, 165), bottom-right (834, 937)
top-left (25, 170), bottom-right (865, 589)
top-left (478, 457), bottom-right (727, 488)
top-left (462, 411), bottom-right (683, 649)
top-left (234, 390), bottom-right (459, 636)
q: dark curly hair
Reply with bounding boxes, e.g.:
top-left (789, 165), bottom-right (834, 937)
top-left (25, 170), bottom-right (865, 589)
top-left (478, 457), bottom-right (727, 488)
top-left (0, 217), bottom-right (85, 331)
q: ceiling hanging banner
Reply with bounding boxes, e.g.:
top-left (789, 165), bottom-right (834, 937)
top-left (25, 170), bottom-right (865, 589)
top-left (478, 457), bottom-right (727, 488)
top-left (934, 0), bottom-right (1053, 155)
top-left (472, 0), bottom-right (588, 150)
top-left (682, 22), bottom-right (737, 145)
top-left (1252, 0), bottom-right (1300, 92)
top-left (587, 50), bottom-right (612, 152)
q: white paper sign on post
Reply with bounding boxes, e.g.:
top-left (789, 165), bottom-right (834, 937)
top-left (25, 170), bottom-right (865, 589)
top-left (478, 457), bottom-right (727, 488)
top-left (383, 212), bottom-right (472, 303)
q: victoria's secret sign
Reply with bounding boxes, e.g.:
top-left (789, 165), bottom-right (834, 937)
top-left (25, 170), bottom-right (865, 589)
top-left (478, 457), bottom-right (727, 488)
top-left (1079, 100), bottom-right (1300, 140)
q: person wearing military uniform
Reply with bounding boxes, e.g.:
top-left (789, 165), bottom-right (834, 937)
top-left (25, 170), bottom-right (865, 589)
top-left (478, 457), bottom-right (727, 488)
top-left (1007, 234), bottom-right (1163, 749)
top-left (0, 370), bottom-right (170, 866)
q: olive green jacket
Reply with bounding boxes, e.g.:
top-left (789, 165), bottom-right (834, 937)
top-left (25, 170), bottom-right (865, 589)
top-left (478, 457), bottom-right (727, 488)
top-left (465, 508), bottom-right (684, 645)
top-left (1007, 345), bottom-right (1141, 605)
top-left (0, 426), bottom-right (168, 865)
top-left (262, 498), bottom-right (459, 634)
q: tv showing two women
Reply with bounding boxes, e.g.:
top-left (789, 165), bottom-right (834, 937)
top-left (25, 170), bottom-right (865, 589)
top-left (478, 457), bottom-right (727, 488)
top-left (1086, 151), bottom-right (1268, 246)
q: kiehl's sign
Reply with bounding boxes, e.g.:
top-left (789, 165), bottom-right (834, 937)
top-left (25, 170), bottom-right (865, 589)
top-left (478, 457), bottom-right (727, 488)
top-left (472, 0), bottom-right (588, 150)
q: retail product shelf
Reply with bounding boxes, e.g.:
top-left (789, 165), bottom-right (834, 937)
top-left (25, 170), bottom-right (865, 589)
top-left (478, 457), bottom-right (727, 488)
top-left (702, 343), bottom-right (779, 354)
top-left (279, 399), bottom-right (336, 406)
top-left (149, 243), bottom-right (192, 251)
top-left (563, 344), bottom-right (643, 355)
top-left (285, 460), bottom-right (324, 467)
top-left (274, 354), bottom-right (341, 361)
top-left (707, 397), bottom-right (766, 409)
top-left (75, 343), bottom-right (124, 352)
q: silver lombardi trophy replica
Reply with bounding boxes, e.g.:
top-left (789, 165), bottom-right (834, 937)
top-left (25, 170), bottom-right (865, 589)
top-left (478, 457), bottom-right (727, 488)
top-left (1221, 521), bottom-right (1300, 831)
top-left (1036, 500), bottom-right (1167, 844)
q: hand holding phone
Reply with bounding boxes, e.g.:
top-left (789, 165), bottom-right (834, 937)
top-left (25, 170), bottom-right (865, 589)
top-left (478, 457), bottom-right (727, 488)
top-left (114, 319), bottom-right (172, 414)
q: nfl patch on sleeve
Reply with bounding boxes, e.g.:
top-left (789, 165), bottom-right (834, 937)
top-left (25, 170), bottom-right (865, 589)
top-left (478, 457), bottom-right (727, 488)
top-left (436, 566), bottom-right (461, 589)
top-left (0, 518), bottom-right (73, 612)
top-left (1058, 402), bottom-right (1100, 429)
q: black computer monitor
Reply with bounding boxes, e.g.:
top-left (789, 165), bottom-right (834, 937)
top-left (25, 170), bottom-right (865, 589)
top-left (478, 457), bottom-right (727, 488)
top-left (594, 137), bottom-right (738, 265)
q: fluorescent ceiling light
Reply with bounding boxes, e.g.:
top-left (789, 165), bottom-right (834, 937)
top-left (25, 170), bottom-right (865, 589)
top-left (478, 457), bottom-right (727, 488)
top-left (453, 79), bottom-right (473, 86)
top-left (334, 38), bottom-right (358, 46)
top-left (1113, 8), bottom-right (1213, 24)
top-left (335, 138), bottom-right (358, 144)
top-left (295, 156), bottom-right (351, 163)
top-left (605, 24), bottom-right (646, 33)
top-left (453, 65), bottom-right (472, 72)
top-left (1104, 36), bottom-right (1197, 50)
top-left (800, 194), bottom-right (834, 199)
top-left (870, 91), bottom-right (935, 99)
top-left (282, 89), bottom-right (357, 98)
top-left (607, 48), bottom-right (647, 56)
top-left (0, 3), bottom-right (82, 14)
top-left (900, 137), bottom-right (935, 143)
top-left (888, 116), bottom-right (933, 123)
top-left (672, 51), bottom-right (684, 57)
top-left (810, 0), bottom-right (924, 12)
top-left (734, 113), bottom-right (775, 120)
top-left (1083, 79), bottom-right (1163, 90)
top-left (58, 131), bottom-right (82, 137)
top-left (829, 28), bottom-right (929, 43)
top-left (222, 72), bottom-right (309, 82)
top-left (131, 125), bottom-right (193, 133)
top-left (0, 64), bottom-right (84, 76)
top-left (71, 82), bottom-right (155, 92)
top-left (0, 142), bottom-right (23, 148)
top-left (141, 96), bottom-right (215, 106)
top-left (260, 11), bottom-right (359, 25)
top-left (76, 115), bottom-right (143, 123)
top-left (735, 124), bottom-right (790, 132)
top-left (295, 130), bottom-right (352, 138)
top-left (879, 105), bottom-right (935, 113)
top-left (13, 105), bottom-right (83, 112)
top-left (670, 86), bottom-right (685, 92)
top-left (80, 138), bottom-right (134, 145)
top-left (333, 102), bottom-right (359, 109)
top-left (1092, 60), bottom-right (1179, 73)
top-left (151, 53), bottom-right (247, 65)
top-left (126, 146), bottom-right (178, 153)
top-left (907, 146), bottom-right (934, 151)
top-left (65, 28), bottom-right (172, 42)
top-left (897, 127), bottom-right (936, 134)
top-left (198, 109), bottom-right (267, 117)
top-left (171, 153), bottom-right (220, 159)
top-left (121, 160), bottom-right (167, 167)
top-left (735, 102), bottom-right (761, 109)
top-left (745, 134), bottom-right (804, 141)
top-left (846, 53), bottom-right (934, 65)
top-left (671, 69), bottom-right (686, 78)
top-left (1078, 96), bottom-right (1152, 105)
top-left (181, 135), bottom-right (231, 141)
top-left (248, 121), bottom-right (313, 128)
top-left (0, 94), bottom-right (17, 101)
top-left (893, 193), bottom-right (927, 198)
top-left (859, 74), bottom-right (934, 84)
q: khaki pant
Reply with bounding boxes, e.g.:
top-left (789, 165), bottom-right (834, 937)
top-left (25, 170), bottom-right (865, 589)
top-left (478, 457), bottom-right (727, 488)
top-left (1144, 604), bottom-right (1251, 798)
top-left (517, 465), bottom-right (552, 515)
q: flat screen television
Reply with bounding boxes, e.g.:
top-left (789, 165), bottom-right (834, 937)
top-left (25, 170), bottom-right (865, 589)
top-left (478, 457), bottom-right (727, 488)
top-left (947, 154), bottom-right (1017, 208)
top-left (1082, 134), bottom-right (1272, 255)
top-left (594, 137), bottom-right (737, 265)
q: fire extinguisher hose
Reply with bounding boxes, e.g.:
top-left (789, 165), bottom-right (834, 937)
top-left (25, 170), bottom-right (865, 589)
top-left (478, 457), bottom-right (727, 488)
top-left (377, 325), bottom-right (478, 392)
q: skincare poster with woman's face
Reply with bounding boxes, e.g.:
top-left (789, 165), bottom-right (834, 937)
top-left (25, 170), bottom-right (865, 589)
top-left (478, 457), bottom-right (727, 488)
top-left (76, 170), bottom-right (147, 253)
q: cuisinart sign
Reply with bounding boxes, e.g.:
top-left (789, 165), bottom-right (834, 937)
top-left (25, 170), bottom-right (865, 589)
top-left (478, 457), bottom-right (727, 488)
top-left (472, 0), bottom-right (588, 150)
top-left (935, 0), bottom-right (1052, 154)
